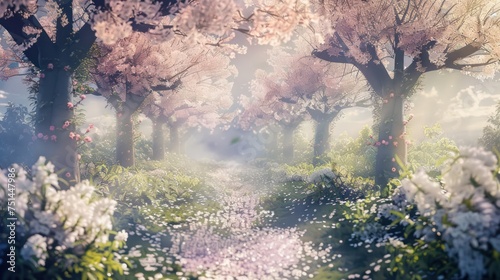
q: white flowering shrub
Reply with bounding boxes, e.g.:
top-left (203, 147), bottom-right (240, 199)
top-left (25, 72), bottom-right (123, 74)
top-left (345, 147), bottom-right (500, 280)
top-left (0, 157), bottom-right (129, 280)
top-left (394, 147), bottom-right (500, 280)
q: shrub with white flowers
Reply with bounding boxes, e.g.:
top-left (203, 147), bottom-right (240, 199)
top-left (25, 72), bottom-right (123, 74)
top-left (344, 147), bottom-right (500, 280)
top-left (393, 147), bottom-right (500, 280)
top-left (0, 157), bottom-right (130, 280)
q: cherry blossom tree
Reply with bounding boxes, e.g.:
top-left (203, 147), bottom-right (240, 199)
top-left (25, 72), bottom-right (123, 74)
top-left (90, 32), bottom-right (237, 166)
top-left (264, 37), bottom-right (371, 165)
top-left (145, 69), bottom-right (235, 157)
top-left (312, 0), bottom-right (500, 188)
top-left (0, 0), bottom-right (312, 181)
top-left (246, 70), bottom-right (307, 161)
top-left (0, 0), bottom-right (179, 182)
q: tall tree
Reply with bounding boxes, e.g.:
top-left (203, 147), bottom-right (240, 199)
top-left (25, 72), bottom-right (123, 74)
top-left (264, 38), bottom-right (371, 165)
top-left (311, 0), bottom-right (500, 189)
top-left (0, 0), bottom-right (179, 182)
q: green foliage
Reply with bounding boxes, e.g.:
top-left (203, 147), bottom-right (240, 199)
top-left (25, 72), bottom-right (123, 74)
top-left (283, 162), bottom-right (316, 177)
top-left (66, 237), bottom-right (130, 280)
top-left (479, 102), bottom-right (500, 153)
top-left (328, 126), bottom-right (377, 178)
top-left (79, 125), bottom-right (154, 174)
top-left (0, 103), bottom-right (34, 167)
top-left (340, 191), bottom-right (459, 280)
top-left (79, 126), bottom-right (117, 170)
top-left (408, 123), bottom-right (458, 176)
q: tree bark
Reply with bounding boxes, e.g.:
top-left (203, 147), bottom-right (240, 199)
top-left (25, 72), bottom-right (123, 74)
top-left (116, 107), bottom-right (135, 167)
top-left (313, 119), bottom-right (333, 166)
top-left (152, 118), bottom-right (165, 160)
top-left (374, 93), bottom-right (406, 192)
top-left (169, 124), bottom-right (180, 154)
top-left (34, 69), bottom-right (79, 186)
top-left (282, 125), bottom-right (295, 162)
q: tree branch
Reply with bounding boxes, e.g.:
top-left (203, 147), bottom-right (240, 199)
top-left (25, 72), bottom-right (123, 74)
top-left (312, 49), bottom-right (350, 64)
top-left (0, 12), bottom-right (55, 68)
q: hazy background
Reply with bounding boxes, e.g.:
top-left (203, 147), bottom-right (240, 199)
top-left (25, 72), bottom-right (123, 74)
top-left (1, 46), bottom-right (499, 150)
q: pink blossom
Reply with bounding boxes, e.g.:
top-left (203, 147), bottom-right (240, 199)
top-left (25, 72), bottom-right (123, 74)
top-left (383, 99), bottom-right (388, 104)
top-left (43, 135), bottom-right (48, 141)
top-left (73, 80), bottom-right (78, 85)
top-left (39, 73), bottom-right (45, 78)
top-left (50, 135), bottom-right (57, 141)
top-left (49, 125), bottom-right (55, 131)
top-left (75, 134), bottom-right (81, 141)
top-left (65, 172), bottom-right (71, 178)
top-left (64, 65), bottom-right (71, 71)
top-left (375, 141), bottom-right (381, 146)
top-left (392, 157), bottom-right (396, 162)
top-left (388, 136), bottom-right (392, 140)
top-left (69, 132), bottom-right (75, 139)
top-left (47, 63), bottom-right (53, 69)
top-left (393, 141), bottom-right (398, 146)
top-left (80, 94), bottom-right (86, 100)
top-left (83, 136), bottom-right (92, 143)
top-left (67, 102), bottom-right (74, 109)
top-left (77, 154), bottom-right (81, 160)
top-left (63, 121), bottom-right (71, 129)
top-left (389, 93), bottom-right (394, 98)
top-left (392, 167), bottom-right (397, 172)
top-left (37, 133), bottom-right (43, 138)
top-left (89, 124), bottom-right (94, 129)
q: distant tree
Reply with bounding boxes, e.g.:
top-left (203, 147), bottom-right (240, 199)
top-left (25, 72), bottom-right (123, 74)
top-left (245, 69), bottom-right (307, 161)
top-left (261, 37), bottom-right (371, 165)
top-left (142, 46), bottom-right (236, 158)
top-left (479, 102), bottom-right (500, 153)
top-left (312, 0), bottom-right (500, 189)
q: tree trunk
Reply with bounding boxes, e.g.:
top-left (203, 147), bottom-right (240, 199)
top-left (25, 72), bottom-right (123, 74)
top-left (313, 119), bottom-right (332, 166)
top-left (152, 118), bottom-right (165, 160)
top-left (282, 125), bottom-right (295, 162)
top-left (116, 107), bottom-right (135, 167)
top-left (375, 93), bottom-right (407, 192)
top-left (34, 69), bottom-right (79, 187)
top-left (170, 124), bottom-right (180, 154)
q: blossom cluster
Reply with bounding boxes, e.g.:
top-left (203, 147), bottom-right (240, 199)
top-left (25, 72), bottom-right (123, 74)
top-left (392, 147), bottom-right (500, 280)
top-left (0, 157), bottom-right (127, 274)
